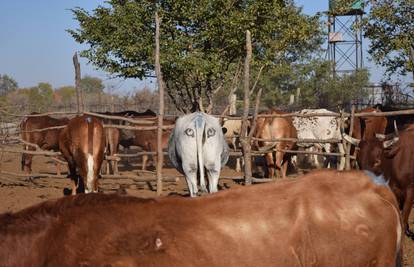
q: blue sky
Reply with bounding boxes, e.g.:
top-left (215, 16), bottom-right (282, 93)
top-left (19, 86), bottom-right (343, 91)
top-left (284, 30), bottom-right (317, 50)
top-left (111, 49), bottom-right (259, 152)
top-left (0, 1), bottom-right (409, 94)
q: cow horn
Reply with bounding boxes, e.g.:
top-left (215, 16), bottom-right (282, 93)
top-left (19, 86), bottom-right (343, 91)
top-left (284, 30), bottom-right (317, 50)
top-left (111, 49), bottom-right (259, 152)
top-left (375, 133), bottom-right (386, 141)
top-left (393, 120), bottom-right (399, 136)
top-left (342, 133), bottom-right (360, 146)
top-left (376, 133), bottom-right (397, 141)
top-left (383, 137), bottom-right (399, 148)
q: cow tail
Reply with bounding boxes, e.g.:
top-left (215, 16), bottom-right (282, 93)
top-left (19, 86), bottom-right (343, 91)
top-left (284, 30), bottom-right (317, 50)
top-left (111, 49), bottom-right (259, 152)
top-left (195, 114), bottom-right (206, 193)
top-left (86, 117), bottom-right (94, 193)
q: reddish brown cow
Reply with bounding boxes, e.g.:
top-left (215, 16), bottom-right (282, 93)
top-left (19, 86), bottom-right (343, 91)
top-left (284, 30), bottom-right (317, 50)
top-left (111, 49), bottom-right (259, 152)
top-left (252, 109), bottom-right (297, 178)
top-left (357, 123), bottom-right (414, 239)
top-left (0, 170), bottom-right (402, 266)
top-left (20, 113), bottom-right (69, 174)
top-left (99, 110), bottom-right (161, 173)
top-left (59, 115), bottom-right (105, 194)
top-left (352, 107), bottom-right (387, 141)
top-left (344, 107), bottom-right (387, 168)
top-left (98, 109), bottom-right (157, 174)
top-left (131, 118), bottom-right (175, 170)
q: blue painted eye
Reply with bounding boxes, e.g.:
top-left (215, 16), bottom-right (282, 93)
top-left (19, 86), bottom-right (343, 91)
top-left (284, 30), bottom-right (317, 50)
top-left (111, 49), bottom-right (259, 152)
top-left (207, 128), bottom-right (216, 138)
top-left (185, 128), bottom-right (194, 137)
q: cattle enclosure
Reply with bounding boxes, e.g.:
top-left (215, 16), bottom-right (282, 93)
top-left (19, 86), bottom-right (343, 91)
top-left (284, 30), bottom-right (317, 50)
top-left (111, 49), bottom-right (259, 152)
top-left (2, 106), bottom-right (414, 189)
top-left (2, 106), bottom-right (414, 266)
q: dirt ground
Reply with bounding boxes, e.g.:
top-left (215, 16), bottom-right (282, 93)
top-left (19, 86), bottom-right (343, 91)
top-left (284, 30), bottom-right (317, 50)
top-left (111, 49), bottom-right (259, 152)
top-left (0, 149), bottom-right (413, 266)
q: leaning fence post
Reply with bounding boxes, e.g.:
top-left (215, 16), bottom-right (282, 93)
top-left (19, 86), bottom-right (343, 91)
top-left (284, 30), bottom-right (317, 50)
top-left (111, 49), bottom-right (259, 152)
top-left (345, 104), bottom-right (355, 170)
top-left (72, 53), bottom-right (83, 114)
top-left (154, 11), bottom-right (165, 196)
top-left (240, 30), bottom-right (253, 185)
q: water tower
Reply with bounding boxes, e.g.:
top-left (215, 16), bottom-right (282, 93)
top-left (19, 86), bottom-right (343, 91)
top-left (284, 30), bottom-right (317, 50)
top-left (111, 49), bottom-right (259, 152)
top-left (327, 0), bottom-right (364, 77)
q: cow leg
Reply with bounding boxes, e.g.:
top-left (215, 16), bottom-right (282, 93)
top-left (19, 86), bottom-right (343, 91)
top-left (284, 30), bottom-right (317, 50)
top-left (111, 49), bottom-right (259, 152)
top-left (265, 153), bottom-right (275, 179)
top-left (235, 157), bottom-right (241, 172)
top-left (309, 147), bottom-right (321, 169)
top-left (105, 160), bottom-right (110, 175)
top-left (142, 154), bottom-right (148, 171)
top-left (337, 143), bottom-right (345, 170)
top-left (55, 162), bottom-right (61, 175)
top-left (60, 143), bottom-right (78, 195)
top-left (111, 144), bottom-right (119, 175)
top-left (113, 159), bottom-right (119, 175)
top-left (67, 162), bottom-right (77, 195)
top-left (322, 144), bottom-right (335, 169)
top-left (206, 161), bottom-right (221, 193)
top-left (402, 187), bottom-right (414, 238)
top-left (22, 153), bottom-right (33, 173)
top-left (275, 150), bottom-right (285, 179)
top-left (183, 163), bottom-right (198, 197)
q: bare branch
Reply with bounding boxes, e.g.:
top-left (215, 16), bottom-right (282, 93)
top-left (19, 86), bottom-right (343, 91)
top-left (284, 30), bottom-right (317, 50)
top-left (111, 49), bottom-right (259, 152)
top-left (249, 64), bottom-right (265, 97)
top-left (248, 87), bottom-right (263, 138)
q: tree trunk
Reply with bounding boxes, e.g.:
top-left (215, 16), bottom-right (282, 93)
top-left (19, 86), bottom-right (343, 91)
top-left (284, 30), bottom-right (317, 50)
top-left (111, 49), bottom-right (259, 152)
top-left (155, 12), bottom-right (165, 196)
top-left (72, 53), bottom-right (83, 114)
top-left (241, 30), bottom-right (253, 185)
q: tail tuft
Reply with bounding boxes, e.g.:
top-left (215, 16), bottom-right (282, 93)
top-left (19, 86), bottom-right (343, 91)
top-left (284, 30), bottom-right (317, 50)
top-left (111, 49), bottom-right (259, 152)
top-left (86, 154), bottom-right (94, 193)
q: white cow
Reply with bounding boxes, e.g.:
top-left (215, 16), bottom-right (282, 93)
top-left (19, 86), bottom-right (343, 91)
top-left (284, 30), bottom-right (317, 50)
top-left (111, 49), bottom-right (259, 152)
top-left (168, 112), bottom-right (229, 197)
top-left (221, 118), bottom-right (247, 172)
top-left (292, 109), bottom-right (345, 170)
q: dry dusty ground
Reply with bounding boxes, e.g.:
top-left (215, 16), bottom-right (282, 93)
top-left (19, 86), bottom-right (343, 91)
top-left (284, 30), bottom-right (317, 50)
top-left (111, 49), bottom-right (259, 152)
top-left (0, 148), bottom-right (413, 266)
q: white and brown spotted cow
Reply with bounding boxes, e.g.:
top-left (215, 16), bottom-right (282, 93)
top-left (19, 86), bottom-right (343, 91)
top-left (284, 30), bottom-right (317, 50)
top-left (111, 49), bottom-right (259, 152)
top-left (292, 109), bottom-right (345, 170)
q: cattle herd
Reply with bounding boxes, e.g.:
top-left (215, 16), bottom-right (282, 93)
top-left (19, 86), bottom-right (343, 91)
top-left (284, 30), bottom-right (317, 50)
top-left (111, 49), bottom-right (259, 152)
top-left (0, 104), bottom-right (413, 266)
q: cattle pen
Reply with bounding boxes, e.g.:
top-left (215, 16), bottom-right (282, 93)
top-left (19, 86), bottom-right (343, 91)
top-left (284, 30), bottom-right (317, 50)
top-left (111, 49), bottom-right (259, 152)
top-left (1, 24), bottom-right (414, 195)
top-left (2, 106), bottom-right (414, 192)
top-left (0, 24), bottom-right (414, 195)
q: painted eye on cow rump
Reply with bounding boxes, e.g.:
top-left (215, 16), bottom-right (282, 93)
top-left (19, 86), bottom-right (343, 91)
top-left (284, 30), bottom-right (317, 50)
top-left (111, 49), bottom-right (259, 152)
top-left (185, 128), bottom-right (194, 137)
top-left (207, 128), bottom-right (216, 138)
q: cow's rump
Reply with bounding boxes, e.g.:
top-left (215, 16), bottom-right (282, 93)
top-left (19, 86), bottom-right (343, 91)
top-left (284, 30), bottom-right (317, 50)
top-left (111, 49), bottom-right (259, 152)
top-left (0, 170), bottom-right (402, 267)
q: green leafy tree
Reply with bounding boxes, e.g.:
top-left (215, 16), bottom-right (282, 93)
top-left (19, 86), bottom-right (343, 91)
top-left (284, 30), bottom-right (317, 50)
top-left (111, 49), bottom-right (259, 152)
top-left (69, 0), bottom-right (323, 112)
top-left (80, 76), bottom-right (105, 94)
top-left (56, 86), bottom-right (76, 105)
top-left (0, 74), bottom-right (18, 96)
top-left (22, 83), bottom-right (54, 112)
top-left (362, 0), bottom-right (414, 78)
top-left (260, 60), bottom-right (369, 110)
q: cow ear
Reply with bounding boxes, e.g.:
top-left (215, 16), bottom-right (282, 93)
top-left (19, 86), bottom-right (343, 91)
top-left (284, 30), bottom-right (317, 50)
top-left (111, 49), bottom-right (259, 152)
top-left (222, 127), bottom-right (227, 134)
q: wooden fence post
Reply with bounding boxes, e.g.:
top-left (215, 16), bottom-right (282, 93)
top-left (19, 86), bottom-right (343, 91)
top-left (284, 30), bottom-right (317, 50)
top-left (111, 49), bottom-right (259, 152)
top-left (241, 30), bottom-right (253, 185)
top-left (345, 104), bottom-right (355, 170)
top-left (73, 53), bottom-right (83, 114)
top-left (155, 11), bottom-right (165, 196)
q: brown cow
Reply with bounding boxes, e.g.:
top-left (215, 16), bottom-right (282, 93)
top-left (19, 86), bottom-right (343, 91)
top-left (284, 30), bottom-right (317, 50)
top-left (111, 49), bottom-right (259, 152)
top-left (252, 109), bottom-right (297, 178)
top-left (346, 107), bottom-right (387, 167)
top-left (103, 109), bottom-right (165, 173)
top-left (20, 113), bottom-right (69, 174)
top-left (352, 107), bottom-right (387, 141)
top-left (59, 115), bottom-right (105, 194)
top-left (99, 110), bottom-right (159, 173)
top-left (0, 170), bottom-right (402, 266)
top-left (357, 123), bottom-right (414, 240)
top-left (131, 118), bottom-right (175, 170)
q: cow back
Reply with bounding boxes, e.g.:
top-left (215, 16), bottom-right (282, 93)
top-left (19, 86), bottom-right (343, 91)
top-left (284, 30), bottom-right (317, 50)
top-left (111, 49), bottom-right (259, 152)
top-left (0, 170), bottom-right (401, 267)
top-left (254, 109), bottom-right (297, 150)
top-left (21, 114), bottom-right (69, 150)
